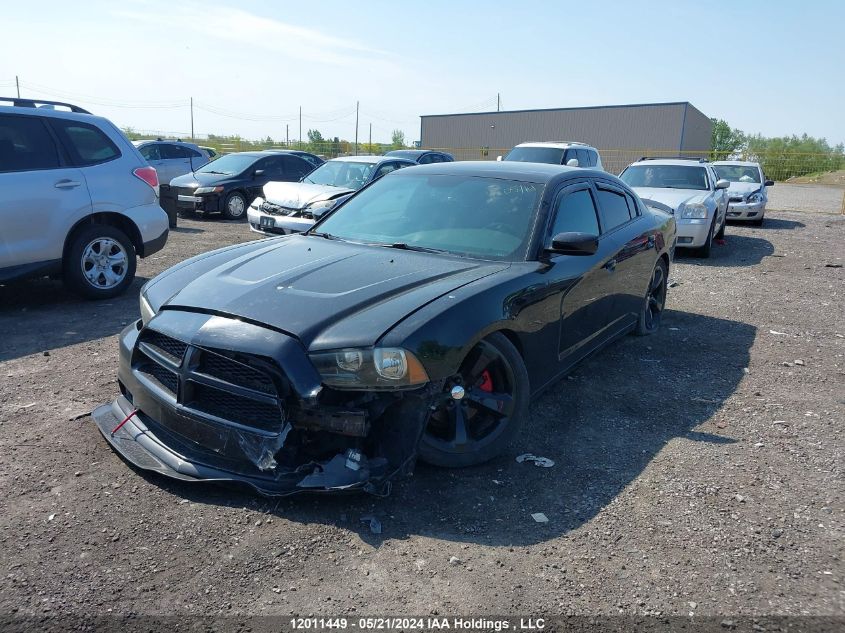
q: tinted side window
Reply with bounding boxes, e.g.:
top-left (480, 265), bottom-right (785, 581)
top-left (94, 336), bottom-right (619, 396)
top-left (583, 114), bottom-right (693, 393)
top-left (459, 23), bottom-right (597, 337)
top-left (549, 188), bottom-right (600, 240)
top-left (51, 120), bottom-right (120, 166)
top-left (590, 151), bottom-right (599, 167)
top-left (417, 153), bottom-right (433, 164)
top-left (596, 186), bottom-right (632, 230)
top-left (139, 144), bottom-right (160, 161)
top-left (281, 156), bottom-right (311, 179)
top-left (576, 149), bottom-right (589, 167)
top-left (375, 161), bottom-right (402, 179)
top-left (562, 149), bottom-right (577, 165)
top-left (0, 115), bottom-right (61, 173)
top-left (260, 157), bottom-right (286, 178)
top-left (625, 193), bottom-right (640, 217)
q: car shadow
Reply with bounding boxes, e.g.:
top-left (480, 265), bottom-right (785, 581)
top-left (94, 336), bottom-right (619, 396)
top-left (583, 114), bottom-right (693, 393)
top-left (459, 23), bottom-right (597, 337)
top-left (675, 234), bottom-right (774, 267)
top-left (0, 276), bottom-right (148, 362)
top-left (131, 309), bottom-right (755, 548)
top-left (726, 217), bottom-right (805, 231)
top-left (170, 226), bottom-right (205, 235)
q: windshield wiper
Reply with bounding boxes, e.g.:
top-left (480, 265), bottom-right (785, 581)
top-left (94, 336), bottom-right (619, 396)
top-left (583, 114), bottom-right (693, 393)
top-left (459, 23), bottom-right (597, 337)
top-left (378, 242), bottom-right (449, 254)
top-left (309, 231), bottom-right (338, 240)
top-left (201, 170), bottom-right (228, 175)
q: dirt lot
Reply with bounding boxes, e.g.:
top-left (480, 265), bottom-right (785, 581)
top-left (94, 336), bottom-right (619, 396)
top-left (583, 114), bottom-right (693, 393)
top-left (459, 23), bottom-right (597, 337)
top-left (1, 210), bottom-right (843, 621)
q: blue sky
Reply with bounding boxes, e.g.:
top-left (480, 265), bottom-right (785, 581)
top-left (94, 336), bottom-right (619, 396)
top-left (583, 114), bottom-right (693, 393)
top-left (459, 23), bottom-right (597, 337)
top-left (1, 0), bottom-right (843, 145)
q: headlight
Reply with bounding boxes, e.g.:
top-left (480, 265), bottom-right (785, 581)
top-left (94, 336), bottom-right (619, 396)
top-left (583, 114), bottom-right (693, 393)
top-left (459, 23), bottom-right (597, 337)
top-left (140, 294), bottom-right (156, 326)
top-left (304, 199), bottom-right (337, 216)
top-left (680, 203), bottom-right (708, 219)
top-left (250, 196), bottom-right (264, 210)
top-left (309, 347), bottom-right (429, 389)
top-left (747, 192), bottom-right (763, 203)
top-left (194, 186), bottom-right (224, 194)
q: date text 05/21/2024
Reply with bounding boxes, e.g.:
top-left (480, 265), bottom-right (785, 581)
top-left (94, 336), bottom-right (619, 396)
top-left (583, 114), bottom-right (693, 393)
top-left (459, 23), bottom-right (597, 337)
top-left (289, 617), bottom-right (546, 631)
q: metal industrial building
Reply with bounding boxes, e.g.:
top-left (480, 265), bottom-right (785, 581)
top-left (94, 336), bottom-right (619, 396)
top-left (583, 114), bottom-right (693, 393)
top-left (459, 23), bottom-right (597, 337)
top-left (420, 101), bottom-right (712, 173)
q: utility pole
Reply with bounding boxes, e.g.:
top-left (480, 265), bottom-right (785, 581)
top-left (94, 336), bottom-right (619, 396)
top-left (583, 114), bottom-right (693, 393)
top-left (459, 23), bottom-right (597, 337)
top-left (299, 107), bottom-right (302, 150)
top-left (369, 123), bottom-right (372, 149)
top-left (286, 124), bottom-right (289, 148)
top-left (15, 75), bottom-right (20, 98)
top-left (190, 97), bottom-right (194, 140)
top-left (354, 101), bottom-right (359, 156)
top-left (497, 93), bottom-right (500, 112)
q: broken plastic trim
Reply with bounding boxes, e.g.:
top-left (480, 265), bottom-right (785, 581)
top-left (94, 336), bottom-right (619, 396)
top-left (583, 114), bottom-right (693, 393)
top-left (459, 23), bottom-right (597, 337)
top-left (236, 423), bottom-right (292, 471)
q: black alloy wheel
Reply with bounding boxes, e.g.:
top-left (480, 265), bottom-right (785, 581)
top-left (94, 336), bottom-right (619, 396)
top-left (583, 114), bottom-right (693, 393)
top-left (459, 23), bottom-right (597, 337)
top-left (418, 332), bottom-right (529, 468)
top-left (636, 258), bottom-right (668, 336)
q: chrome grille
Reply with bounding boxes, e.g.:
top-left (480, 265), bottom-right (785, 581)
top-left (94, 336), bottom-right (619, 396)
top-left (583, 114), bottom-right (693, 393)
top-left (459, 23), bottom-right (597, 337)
top-left (260, 201), bottom-right (300, 216)
top-left (729, 196), bottom-right (744, 203)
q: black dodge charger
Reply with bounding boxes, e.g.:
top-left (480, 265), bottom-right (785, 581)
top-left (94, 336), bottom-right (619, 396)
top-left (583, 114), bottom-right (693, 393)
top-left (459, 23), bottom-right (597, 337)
top-left (93, 161), bottom-right (676, 495)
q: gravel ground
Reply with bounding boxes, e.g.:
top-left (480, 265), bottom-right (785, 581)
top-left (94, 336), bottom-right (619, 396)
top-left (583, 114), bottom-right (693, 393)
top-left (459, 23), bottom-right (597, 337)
top-left (0, 209), bottom-right (843, 621)
top-left (767, 183), bottom-right (844, 214)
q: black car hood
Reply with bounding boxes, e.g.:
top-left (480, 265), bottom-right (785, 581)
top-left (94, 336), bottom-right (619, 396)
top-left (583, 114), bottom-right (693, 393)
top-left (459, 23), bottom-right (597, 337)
top-left (170, 171), bottom-right (240, 188)
top-left (152, 235), bottom-right (508, 350)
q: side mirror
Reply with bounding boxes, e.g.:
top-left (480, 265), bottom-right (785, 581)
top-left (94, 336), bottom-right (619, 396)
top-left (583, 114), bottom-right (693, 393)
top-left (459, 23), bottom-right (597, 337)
top-left (715, 179), bottom-right (730, 189)
top-left (546, 232), bottom-right (599, 256)
top-left (566, 158), bottom-right (580, 167)
top-left (254, 169), bottom-right (265, 178)
top-left (765, 179), bottom-right (774, 187)
top-left (496, 155), bottom-right (503, 161)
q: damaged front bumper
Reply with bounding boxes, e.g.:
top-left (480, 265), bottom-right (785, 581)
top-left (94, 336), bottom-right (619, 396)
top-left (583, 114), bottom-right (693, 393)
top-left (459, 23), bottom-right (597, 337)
top-left (93, 314), bottom-right (432, 496)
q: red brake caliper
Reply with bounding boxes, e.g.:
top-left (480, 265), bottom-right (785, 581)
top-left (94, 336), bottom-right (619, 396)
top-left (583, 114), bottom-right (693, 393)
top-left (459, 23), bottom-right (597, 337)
top-left (479, 369), bottom-right (494, 393)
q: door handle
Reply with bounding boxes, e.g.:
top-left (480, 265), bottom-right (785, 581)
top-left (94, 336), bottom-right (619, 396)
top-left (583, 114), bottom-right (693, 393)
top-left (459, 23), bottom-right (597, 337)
top-left (54, 180), bottom-right (82, 189)
top-left (603, 258), bottom-right (617, 271)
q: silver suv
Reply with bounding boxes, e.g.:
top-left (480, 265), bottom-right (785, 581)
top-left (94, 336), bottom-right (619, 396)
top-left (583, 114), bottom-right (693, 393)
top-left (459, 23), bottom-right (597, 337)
top-left (132, 139), bottom-right (211, 185)
top-left (0, 98), bottom-right (169, 299)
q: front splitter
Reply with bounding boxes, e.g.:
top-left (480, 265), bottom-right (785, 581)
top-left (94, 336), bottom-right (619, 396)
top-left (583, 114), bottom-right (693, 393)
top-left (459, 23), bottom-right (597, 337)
top-left (92, 396), bottom-right (371, 497)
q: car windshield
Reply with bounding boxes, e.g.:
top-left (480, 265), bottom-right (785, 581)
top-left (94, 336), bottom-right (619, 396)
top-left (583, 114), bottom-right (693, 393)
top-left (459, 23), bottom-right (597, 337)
top-left (504, 147), bottom-right (564, 164)
top-left (313, 174), bottom-right (543, 261)
top-left (304, 160), bottom-right (377, 189)
top-left (713, 165), bottom-right (761, 183)
top-left (620, 165), bottom-right (709, 190)
top-left (195, 154), bottom-right (257, 175)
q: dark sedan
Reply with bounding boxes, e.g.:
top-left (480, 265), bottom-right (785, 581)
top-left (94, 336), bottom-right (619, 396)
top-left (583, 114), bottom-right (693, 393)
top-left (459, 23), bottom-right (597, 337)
top-left (384, 149), bottom-right (454, 164)
top-left (169, 151), bottom-right (315, 220)
top-left (93, 162), bottom-right (676, 496)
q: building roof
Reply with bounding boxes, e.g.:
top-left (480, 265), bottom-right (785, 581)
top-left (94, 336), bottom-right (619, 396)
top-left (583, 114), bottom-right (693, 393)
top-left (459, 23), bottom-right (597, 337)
top-left (421, 101), bottom-right (699, 119)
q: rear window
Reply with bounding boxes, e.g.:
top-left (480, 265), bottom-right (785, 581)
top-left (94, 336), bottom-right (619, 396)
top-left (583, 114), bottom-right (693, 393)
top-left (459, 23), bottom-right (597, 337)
top-left (0, 114), bottom-right (61, 172)
top-left (51, 120), bottom-right (120, 166)
top-left (505, 146), bottom-right (565, 164)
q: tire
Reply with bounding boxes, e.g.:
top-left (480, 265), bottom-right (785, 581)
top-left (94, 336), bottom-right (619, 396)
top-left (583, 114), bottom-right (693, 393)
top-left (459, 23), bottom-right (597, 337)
top-left (635, 258), bottom-right (668, 336)
top-left (418, 332), bottom-right (529, 468)
top-left (166, 207), bottom-right (178, 229)
top-left (752, 214), bottom-right (765, 227)
top-left (63, 224), bottom-right (136, 299)
top-left (715, 212), bottom-right (726, 239)
top-left (222, 191), bottom-right (247, 220)
top-left (696, 214), bottom-right (716, 258)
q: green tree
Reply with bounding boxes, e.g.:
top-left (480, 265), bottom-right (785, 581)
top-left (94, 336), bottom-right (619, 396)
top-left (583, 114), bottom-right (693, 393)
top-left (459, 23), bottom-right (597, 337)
top-left (710, 118), bottom-right (746, 160)
top-left (391, 129), bottom-right (406, 150)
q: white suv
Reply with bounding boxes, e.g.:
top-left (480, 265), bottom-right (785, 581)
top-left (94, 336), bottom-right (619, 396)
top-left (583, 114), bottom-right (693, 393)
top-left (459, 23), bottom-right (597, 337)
top-left (500, 141), bottom-right (603, 170)
top-left (0, 97), bottom-right (169, 298)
